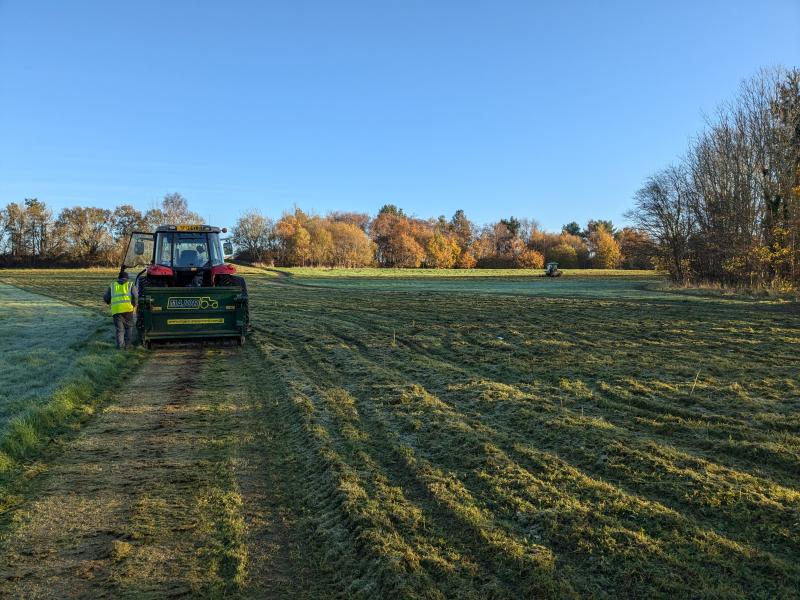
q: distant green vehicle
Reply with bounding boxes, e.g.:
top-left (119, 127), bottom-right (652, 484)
top-left (545, 262), bottom-right (563, 277)
top-left (121, 225), bottom-right (249, 348)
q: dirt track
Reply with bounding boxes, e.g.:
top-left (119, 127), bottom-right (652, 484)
top-left (0, 346), bottom-right (296, 598)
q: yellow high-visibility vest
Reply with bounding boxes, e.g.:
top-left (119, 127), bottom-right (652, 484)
top-left (110, 281), bottom-right (134, 315)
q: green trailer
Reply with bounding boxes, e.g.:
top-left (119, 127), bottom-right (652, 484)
top-left (121, 224), bottom-right (250, 347)
top-left (138, 285), bottom-right (248, 348)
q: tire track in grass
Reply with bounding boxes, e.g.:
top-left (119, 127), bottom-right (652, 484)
top-left (332, 327), bottom-right (800, 571)
top-left (276, 333), bottom-right (576, 598)
top-left (286, 306), bottom-right (800, 496)
top-left (284, 315), bottom-right (800, 597)
top-left (0, 347), bottom-right (250, 598)
top-left (313, 302), bottom-right (800, 487)
top-left (224, 343), bottom-right (319, 598)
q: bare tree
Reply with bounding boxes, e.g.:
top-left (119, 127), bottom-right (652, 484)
top-left (158, 193), bottom-right (203, 225)
top-left (630, 67), bottom-right (800, 287)
top-left (628, 165), bottom-right (695, 282)
top-left (233, 210), bottom-right (275, 263)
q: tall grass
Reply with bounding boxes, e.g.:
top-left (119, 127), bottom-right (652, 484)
top-left (0, 282), bottom-right (145, 493)
top-left (0, 283), bottom-right (107, 429)
top-left (0, 340), bottom-right (141, 471)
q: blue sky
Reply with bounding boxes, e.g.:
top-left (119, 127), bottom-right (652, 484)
top-left (1, 1), bottom-right (798, 231)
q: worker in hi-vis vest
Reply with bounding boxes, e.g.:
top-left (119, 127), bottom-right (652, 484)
top-left (103, 271), bottom-right (138, 349)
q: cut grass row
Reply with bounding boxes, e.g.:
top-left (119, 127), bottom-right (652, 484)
top-left (0, 274), bottom-right (320, 596)
top-left (274, 267), bottom-right (662, 278)
top-left (1, 268), bottom-right (797, 597)
top-left (0, 348), bottom-right (261, 597)
top-left (107, 348), bottom-right (250, 596)
top-left (243, 273), bottom-right (799, 597)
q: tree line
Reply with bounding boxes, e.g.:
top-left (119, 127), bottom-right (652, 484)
top-left (233, 207), bottom-right (654, 269)
top-left (0, 193), bottom-right (653, 269)
top-left (3, 67), bottom-right (796, 282)
top-left (629, 67), bottom-right (800, 289)
top-left (0, 193), bottom-right (201, 266)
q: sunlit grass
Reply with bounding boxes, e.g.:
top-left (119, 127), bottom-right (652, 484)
top-left (1, 268), bottom-right (798, 597)
top-left (278, 266), bottom-right (660, 278)
top-left (241, 271), bottom-right (800, 597)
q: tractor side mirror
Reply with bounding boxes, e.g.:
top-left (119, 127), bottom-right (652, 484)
top-left (223, 241), bottom-right (233, 257)
top-left (134, 241), bottom-right (145, 255)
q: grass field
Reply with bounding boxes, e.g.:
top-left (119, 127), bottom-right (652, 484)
top-left (0, 283), bottom-right (104, 430)
top-left (274, 267), bottom-right (660, 278)
top-left (0, 267), bottom-right (798, 598)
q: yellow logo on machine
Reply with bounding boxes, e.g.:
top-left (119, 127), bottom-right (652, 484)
top-left (166, 296), bottom-right (219, 310)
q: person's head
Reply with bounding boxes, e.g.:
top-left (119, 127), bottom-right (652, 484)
top-left (118, 271), bottom-right (129, 282)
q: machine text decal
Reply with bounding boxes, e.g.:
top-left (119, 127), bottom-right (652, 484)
top-left (166, 296), bottom-right (219, 310)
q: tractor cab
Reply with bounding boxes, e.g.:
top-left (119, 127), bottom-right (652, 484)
top-left (124, 225), bottom-right (235, 287)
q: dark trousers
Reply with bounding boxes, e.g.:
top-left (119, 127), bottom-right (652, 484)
top-left (113, 312), bottom-right (135, 349)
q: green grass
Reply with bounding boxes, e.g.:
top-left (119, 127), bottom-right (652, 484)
top-left (0, 283), bottom-right (108, 430)
top-left (0, 336), bottom-right (143, 469)
top-left (0, 268), bottom-right (119, 312)
top-left (1, 268), bottom-right (798, 598)
top-left (276, 266), bottom-right (660, 278)
top-left (108, 348), bottom-right (250, 597)
top-left (252, 266), bottom-right (678, 300)
top-left (243, 271), bottom-right (800, 597)
top-left (288, 275), bottom-right (678, 299)
top-left (0, 279), bottom-right (146, 528)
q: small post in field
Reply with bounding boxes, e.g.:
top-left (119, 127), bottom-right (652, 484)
top-left (690, 370), bottom-right (701, 395)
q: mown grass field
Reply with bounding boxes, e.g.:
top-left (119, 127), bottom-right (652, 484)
top-left (277, 267), bottom-right (659, 278)
top-left (0, 267), bottom-right (798, 598)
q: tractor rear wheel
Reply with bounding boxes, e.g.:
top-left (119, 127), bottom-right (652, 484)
top-left (215, 274), bottom-right (248, 294)
top-left (136, 276), bottom-right (166, 343)
top-left (216, 274), bottom-right (250, 333)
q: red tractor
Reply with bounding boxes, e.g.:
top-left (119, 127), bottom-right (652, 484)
top-left (122, 224), bottom-right (249, 347)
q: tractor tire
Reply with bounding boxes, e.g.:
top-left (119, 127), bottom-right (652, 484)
top-left (216, 274), bottom-right (250, 332)
top-left (215, 274), bottom-right (247, 294)
top-left (136, 276), bottom-right (166, 344)
top-left (137, 276), bottom-right (165, 296)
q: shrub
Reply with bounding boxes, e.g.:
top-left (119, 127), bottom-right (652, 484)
top-left (515, 249), bottom-right (544, 269)
top-left (547, 243), bottom-right (579, 268)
